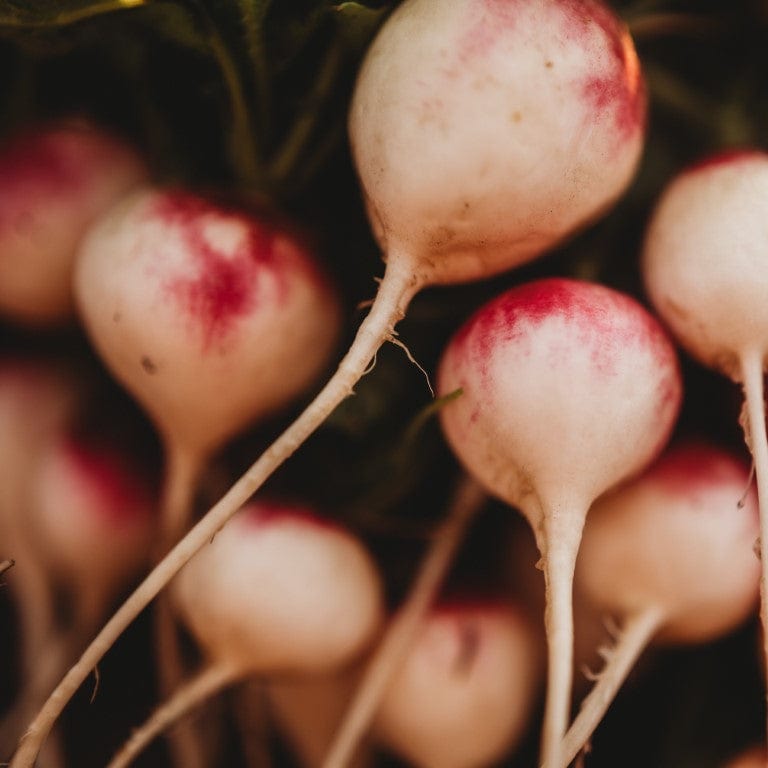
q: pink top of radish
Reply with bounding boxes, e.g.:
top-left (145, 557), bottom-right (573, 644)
top-left (642, 150), bottom-right (768, 379)
top-left (438, 278), bottom-right (681, 529)
top-left (350, 0), bottom-right (645, 285)
top-left (75, 187), bottom-right (342, 459)
top-left (0, 121), bottom-right (148, 325)
top-left (30, 430), bottom-right (155, 597)
top-left (576, 442), bottom-right (760, 643)
top-left (373, 602), bottom-right (540, 768)
top-left (171, 501), bottom-right (383, 675)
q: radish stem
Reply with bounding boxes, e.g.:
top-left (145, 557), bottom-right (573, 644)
top-left (545, 606), bottom-right (665, 768)
top-left (539, 503), bottom-right (584, 768)
top-left (154, 450), bottom-right (205, 768)
top-left (321, 476), bottom-right (486, 768)
top-left (10, 263), bottom-right (418, 768)
top-left (106, 663), bottom-right (237, 768)
top-left (739, 350), bottom-right (768, 739)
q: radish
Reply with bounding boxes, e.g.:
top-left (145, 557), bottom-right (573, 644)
top-left (545, 442), bottom-right (760, 768)
top-left (0, 121), bottom-right (148, 326)
top-left (74, 187), bottom-right (342, 542)
top-left (105, 501), bottom-right (383, 768)
top-left (641, 150), bottom-right (768, 731)
top-left (27, 428), bottom-right (155, 635)
top-left (437, 277), bottom-right (681, 765)
top-left (0, 359), bottom-right (78, 684)
top-left (0, 364), bottom-right (155, 761)
top-left (372, 602), bottom-right (541, 768)
top-left (10, 0), bottom-right (648, 759)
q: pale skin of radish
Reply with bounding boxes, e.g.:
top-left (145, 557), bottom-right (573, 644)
top-left (106, 503), bottom-right (384, 768)
top-left (0, 121), bottom-right (148, 325)
top-left (372, 603), bottom-right (541, 768)
top-left (437, 278), bottom-right (681, 767)
top-left (642, 151), bottom-right (768, 748)
top-left (542, 442), bottom-right (761, 768)
top-left (9, 0), bottom-right (647, 760)
top-left (75, 186), bottom-right (343, 767)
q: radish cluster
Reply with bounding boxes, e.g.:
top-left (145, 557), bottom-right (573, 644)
top-left (4, 1), bottom-right (767, 768)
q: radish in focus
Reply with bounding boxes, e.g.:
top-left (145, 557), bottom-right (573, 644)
top-left (437, 277), bottom-right (681, 765)
top-left (372, 602), bottom-right (541, 768)
top-left (642, 150), bottom-right (768, 729)
top-left (0, 121), bottom-right (148, 326)
top-left (106, 501), bottom-right (383, 768)
top-left (548, 442), bottom-right (760, 768)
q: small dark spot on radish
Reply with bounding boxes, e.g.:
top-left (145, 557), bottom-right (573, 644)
top-left (454, 620), bottom-right (481, 674)
top-left (113, 312), bottom-right (121, 323)
top-left (140, 356), bottom-right (157, 374)
top-left (545, 60), bottom-right (554, 69)
top-left (511, 111), bottom-right (523, 123)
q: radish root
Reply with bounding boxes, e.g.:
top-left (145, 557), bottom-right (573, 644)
top-left (739, 350), bottom-right (768, 741)
top-left (543, 606), bottom-right (664, 768)
top-left (106, 663), bottom-right (237, 768)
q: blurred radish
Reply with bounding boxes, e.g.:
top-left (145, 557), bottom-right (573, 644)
top-left (0, 121), bottom-right (148, 326)
top-left (372, 602), bottom-right (541, 768)
top-left (28, 429), bottom-right (155, 635)
top-left (642, 151), bottom-right (768, 724)
top-left (106, 501), bottom-right (383, 768)
top-left (11, 0), bottom-right (648, 760)
top-left (0, 364), bottom-right (155, 762)
top-left (544, 442), bottom-right (760, 768)
top-left (0, 360), bottom-right (78, 683)
top-left (437, 278), bottom-right (681, 765)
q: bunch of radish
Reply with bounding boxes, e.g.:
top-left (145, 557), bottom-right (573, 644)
top-left (9, 1), bottom-right (652, 761)
top-left (5, 1), bottom-right (767, 767)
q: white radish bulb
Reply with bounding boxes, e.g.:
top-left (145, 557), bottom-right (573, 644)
top-left (75, 188), bottom-right (341, 470)
top-left (350, 0), bottom-right (646, 285)
top-left (437, 277), bottom-right (681, 765)
top-left (172, 503), bottom-right (382, 675)
top-left (578, 443), bottom-right (759, 644)
top-left (373, 603), bottom-right (541, 768)
top-left (0, 121), bottom-right (148, 325)
top-left (552, 443), bottom-right (760, 768)
top-left (641, 150), bottom-right (768, 730)
top-left (106, 502), bottom-right (383, 768)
